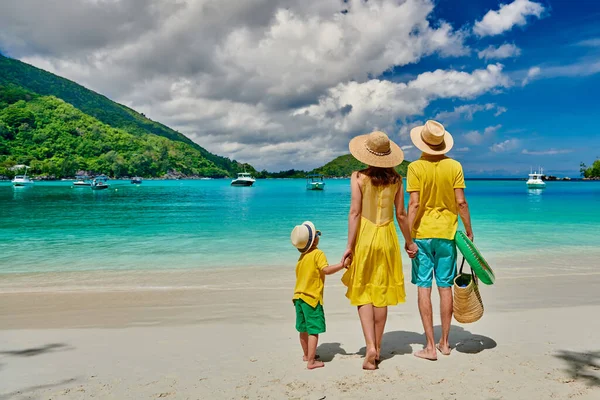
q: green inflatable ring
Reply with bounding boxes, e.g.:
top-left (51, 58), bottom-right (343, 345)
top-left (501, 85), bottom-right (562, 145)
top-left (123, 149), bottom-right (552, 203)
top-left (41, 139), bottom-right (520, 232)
top-left (455, 231), bottom-right (495, 285)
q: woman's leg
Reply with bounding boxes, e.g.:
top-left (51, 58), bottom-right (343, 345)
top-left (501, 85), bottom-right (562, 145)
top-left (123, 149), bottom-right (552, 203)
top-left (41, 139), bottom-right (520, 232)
top-left (357, 304), bottom-right (377, 370)
top-left (373, 306), bottom-right (388, 361)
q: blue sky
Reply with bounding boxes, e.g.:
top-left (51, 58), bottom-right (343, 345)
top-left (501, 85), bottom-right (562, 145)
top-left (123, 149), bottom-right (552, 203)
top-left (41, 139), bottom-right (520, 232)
top-left (0, 0), bottom-right (599, 176)
top-left (399, 0), bottom-right (600, 177)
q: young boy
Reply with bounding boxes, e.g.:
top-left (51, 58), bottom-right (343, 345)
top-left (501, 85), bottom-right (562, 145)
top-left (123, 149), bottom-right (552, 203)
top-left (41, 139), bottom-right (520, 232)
top-left (290, 221), bottom-right (351, 369)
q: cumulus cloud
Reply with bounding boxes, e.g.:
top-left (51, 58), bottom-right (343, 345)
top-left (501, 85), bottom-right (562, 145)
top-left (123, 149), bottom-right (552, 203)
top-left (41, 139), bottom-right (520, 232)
top-left (296, 65), bottom-right (510, 135)
top-left (474, 0), bottom-right (545, 37)
top-left (490, 138), bottom-right (520, 152)
top-left (1, 0), bottom-right (519, 170)
top-left (463, 125), bottom-right (502, 145)
top-left (434, 103), bottom-right (506, 125)
top-left (478, 43), bottom-right (521, 60)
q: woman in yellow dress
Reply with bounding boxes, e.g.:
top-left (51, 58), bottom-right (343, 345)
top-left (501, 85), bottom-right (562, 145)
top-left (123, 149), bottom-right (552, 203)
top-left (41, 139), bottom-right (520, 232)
top-left (342, 130), bottom-right (418, 370)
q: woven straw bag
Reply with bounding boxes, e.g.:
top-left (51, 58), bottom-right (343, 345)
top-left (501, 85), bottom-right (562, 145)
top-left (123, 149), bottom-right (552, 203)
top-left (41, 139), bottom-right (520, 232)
top-left (453, 258), bottom-right (484, 323)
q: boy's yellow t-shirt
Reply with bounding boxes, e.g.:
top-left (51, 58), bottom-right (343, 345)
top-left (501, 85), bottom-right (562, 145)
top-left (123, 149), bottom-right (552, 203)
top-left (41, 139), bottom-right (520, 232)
top-left (406, 154), bottom-right (466, 240)
top-left (293, 248), bottom-right (328, 308)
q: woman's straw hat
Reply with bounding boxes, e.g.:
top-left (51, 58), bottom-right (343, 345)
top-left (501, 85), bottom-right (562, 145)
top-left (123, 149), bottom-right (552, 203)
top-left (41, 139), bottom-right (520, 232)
top-left (291, 221), bottom-right (318, 253)
top-left (348, 131), bottom-right (404, 168)
top-left (410, 120), bottom-right (454, 155)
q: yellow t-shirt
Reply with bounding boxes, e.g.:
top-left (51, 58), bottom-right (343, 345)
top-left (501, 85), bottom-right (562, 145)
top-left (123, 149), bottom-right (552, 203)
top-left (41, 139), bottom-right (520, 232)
top-left (293, 248), bottom-right (328, 307)
top-left (406, 154), bottom-right (466, 240)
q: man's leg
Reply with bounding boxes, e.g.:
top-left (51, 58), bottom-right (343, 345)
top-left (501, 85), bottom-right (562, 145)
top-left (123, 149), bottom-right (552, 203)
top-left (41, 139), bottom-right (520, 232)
top-left (434, 239), bottom-right (458, 355)
top-left (437, 287), bottom-right (452, 355)
top-left (411, 239), bottom-right (437, 360)
top-left (357, 304), bottom-right (377, 369)
top-left (373, 306), bottom-right (388, 361)
top-left (415, 287), bottom-right (437, 360)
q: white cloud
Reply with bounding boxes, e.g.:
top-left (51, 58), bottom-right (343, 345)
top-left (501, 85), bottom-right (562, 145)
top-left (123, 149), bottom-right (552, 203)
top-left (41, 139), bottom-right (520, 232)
top-left (474, 0), bottom-right (545, 37)
top-left (478, 43), bottom-right (521, 60)
top-left (463, 124), bottom-right (502, 145)
top-left (522, 66), bottom-right (541, 86)
top-left (522, 149), bottom-right (574, 155)
top-left (1, 0), bottom-right (477, 170)
top-left (434, 103), bottom-right (505, 125)
top-left (490, 138), bottom-right (520, 152)
top-left (576, 38), bottom-right (600, 47)
top-left (295, 64), bottom-right (510, 136)
top-left (454, 147), bottom-right (471, 152)
top-left (401, 145), bottom-right (414, 150)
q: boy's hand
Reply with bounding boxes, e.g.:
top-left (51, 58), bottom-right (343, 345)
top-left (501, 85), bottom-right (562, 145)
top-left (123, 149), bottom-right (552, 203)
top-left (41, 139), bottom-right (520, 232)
top-left (405, 242), bottom-right (418, 259)
top-left (343, 254), bottom-right (352, 268)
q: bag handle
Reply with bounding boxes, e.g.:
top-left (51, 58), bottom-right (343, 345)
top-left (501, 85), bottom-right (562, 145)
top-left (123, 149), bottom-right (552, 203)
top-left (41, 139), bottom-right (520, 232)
top-left (458, 257), bottom-right (479, 286)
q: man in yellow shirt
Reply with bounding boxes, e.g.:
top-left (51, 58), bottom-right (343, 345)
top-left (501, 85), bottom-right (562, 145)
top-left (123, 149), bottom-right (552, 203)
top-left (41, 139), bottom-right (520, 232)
top-left (406, 120), bottom-right (474, 361)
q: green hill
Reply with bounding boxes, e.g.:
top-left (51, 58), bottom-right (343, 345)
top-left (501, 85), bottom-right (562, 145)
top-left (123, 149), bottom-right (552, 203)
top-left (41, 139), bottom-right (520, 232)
top-left (314, 154), bottom-right (410, 177)
top-left (0, 54), bottom-right (256, 178)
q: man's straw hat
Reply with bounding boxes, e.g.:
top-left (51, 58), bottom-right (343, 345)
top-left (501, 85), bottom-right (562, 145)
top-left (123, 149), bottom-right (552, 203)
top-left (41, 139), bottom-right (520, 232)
top-left (291, 221), bottom-right (318, 253)
top-left (348, 131), bottom-right (404, 168)
top-left (410, 120), bottom-right (454, 155)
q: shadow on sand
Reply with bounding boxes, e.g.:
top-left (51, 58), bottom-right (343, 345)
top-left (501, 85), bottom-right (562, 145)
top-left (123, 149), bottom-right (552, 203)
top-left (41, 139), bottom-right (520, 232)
top-left (0, 343), bottom-right (72, 357)
top-left (555, 350), bottom-right (600, 387)
top-left (0, 378), bottom-right (77, 400)
top-left (355, 325), bottom-right (497, 363)
top-left (316, 342), bottom-right (349, 362)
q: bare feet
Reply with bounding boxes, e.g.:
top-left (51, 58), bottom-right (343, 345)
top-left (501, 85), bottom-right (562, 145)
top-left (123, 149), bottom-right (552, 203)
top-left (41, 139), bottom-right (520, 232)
top-left (303, 354), bottom-right (320, 361)
top-left (414, 347), bottom-right (438, 361)
top-left (436, 343), bottom-right (451, 356)
top-left (363, 347), bottom-right (377, 370)
top-left (307, 360), bottom-right (325, 370)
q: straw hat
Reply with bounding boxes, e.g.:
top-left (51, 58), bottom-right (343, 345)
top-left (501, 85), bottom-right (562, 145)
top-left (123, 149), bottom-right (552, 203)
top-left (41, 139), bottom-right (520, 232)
top-left (291, 221), bottom-right (319, 253)
top-left (410, 120), bottom-right (454, 155)
top-left (348, 131), bottom-right (404, 168)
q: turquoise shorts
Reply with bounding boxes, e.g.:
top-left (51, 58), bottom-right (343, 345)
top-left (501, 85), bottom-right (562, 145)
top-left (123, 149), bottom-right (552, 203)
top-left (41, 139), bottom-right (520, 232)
top-left (411, 238), bottom-right (457, 288)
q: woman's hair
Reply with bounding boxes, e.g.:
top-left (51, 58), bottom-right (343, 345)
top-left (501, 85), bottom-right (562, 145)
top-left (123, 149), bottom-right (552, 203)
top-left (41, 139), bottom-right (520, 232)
top-left (359, 166), bottom-right (401, 186)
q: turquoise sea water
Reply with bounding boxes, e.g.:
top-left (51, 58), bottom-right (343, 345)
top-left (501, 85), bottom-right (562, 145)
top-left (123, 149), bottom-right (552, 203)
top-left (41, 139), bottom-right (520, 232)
top-left (1, 179), bottom-right (599, 274)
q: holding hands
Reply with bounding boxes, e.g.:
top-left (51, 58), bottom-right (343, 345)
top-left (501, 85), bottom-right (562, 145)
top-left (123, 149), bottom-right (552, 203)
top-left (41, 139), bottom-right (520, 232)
top-left (405, 242), bottom-right (418, 259)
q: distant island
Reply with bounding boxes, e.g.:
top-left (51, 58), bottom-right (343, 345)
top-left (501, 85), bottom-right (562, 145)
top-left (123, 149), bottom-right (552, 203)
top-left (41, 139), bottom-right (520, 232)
top-left (0, 54), bottom-right (408, 181)
top-left (581, 160), bottom-right (600, 179)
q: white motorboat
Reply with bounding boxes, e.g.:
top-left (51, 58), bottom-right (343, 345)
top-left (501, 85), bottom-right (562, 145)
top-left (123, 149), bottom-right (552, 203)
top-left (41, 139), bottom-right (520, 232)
top-left (231, 172), bottom-right (256, 187)
top-left (131, 177), bottom-right (142, 184)
top-left (11, 167), bottom-right (34, 187)
top-left (526, 168), bottom-right (546, 189)
top-left (73, 175), bottom-right (92, 187)
top-left (91, 175), bottom-right (110, 190)
top-left (306, 174), bottom-right (325, 190)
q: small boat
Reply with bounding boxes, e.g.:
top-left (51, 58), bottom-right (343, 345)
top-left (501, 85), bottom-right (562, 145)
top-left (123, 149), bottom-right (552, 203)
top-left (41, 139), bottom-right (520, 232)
top-left (526, 168), bottom-right (546, 189)
top-left (131, 177), bottom-right (142, 184)
top-left (231, 172), bottom-right (256, 187)
top-left (73, 175), bottom-right (92, 187)
top-left (306, 174), bottom-right (326, 190)
top-left (91, 175), bottom-right (110, 190)
top-left (11, 167), bottom-right (34, 187)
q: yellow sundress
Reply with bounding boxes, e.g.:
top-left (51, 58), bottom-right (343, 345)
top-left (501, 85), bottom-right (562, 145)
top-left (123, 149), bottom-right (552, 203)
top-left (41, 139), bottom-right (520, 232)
top-left (341, 176), bottom-right (406, 307)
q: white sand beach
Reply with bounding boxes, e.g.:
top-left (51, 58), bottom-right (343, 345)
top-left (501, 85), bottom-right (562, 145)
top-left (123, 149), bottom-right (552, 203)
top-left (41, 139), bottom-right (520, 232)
top-left (1, 261), bottom-right (600, 400)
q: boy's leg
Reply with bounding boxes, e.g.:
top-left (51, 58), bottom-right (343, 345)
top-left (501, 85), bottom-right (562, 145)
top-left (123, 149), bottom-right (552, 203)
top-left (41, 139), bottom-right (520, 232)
top-left (433, 239), bottom-right (458, 355)
top-left (373, 306), bottom-right (388, 361)
top-left (357, 304), bottom-right (377, 370)
top-left (412, 239), bottom-right (437, 361)
top-left (300, 332), bottom-right (309, 360)
top-left (306, 334), bottom-right (323, 369)
top-left (294, 300), bottom-right (309, 360)
top-left (302, 301), bottom-right (325, 369)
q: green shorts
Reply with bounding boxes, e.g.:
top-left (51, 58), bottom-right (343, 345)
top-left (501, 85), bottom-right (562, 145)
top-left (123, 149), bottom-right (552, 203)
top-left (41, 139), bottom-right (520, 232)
top-left (411, 238), bottom-right (457, 288)
top-left (294, 299), bottom-right (326, 335)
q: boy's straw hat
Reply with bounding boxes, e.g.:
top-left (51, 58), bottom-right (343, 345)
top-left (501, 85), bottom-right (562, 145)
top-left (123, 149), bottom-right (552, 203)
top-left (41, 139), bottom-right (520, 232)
top-left (410, 120), bottom-right (454, 155)
top-left (291, 221), bottom-right (318, 253)
top-left (349, 131), bottom-right (404, 168)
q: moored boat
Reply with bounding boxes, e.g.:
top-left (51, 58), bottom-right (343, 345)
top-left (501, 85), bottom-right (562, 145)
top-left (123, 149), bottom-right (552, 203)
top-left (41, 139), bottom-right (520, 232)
top-left (306, 174), bottom-right (325, 190)
top-left (91, 175), bottom-right (110, 190)
top-left (526, 168), bottom-right (546, 189)
top-left (231, 172), bottom-right (256, 187)
top-left (11, 166), bottom-right (34, 187)
top-left (131, 177), bottom-right (142, 184)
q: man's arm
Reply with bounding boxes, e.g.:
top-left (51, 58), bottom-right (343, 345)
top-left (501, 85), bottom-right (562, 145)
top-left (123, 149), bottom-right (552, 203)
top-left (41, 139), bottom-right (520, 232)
top-left (395, 181), bottom-right (417, 257)
top-left (407, 191), bottom-right (420, 236)
top-left (454, 188), bottom-right (473, 241)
